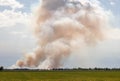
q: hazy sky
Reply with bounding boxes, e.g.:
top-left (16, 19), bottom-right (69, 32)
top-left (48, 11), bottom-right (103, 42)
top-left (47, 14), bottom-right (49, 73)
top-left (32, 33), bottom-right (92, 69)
top-left (0, 0), bottom-right (120, 68)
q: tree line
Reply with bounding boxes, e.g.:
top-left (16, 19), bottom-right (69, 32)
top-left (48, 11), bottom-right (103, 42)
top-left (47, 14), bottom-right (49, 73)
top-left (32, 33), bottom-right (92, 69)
top-left (0, 66), bottom-right (3, 71)
top-left (1, 66), bottom-right (120, 71)
top-left (52, 67), bottom-right (120, 71)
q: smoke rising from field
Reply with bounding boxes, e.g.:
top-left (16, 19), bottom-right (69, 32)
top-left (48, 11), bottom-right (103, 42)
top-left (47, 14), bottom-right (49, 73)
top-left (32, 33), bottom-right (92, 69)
top-left (16, 0), bottom-right (109, 69)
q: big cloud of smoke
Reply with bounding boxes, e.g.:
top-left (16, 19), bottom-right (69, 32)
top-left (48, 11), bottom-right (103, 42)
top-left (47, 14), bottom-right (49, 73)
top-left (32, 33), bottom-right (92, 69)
top-left (16, 0), bottom-right (109, 69)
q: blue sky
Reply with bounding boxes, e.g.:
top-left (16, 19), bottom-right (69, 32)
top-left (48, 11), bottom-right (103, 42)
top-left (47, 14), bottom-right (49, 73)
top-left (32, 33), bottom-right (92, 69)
top-left (0, 0), bottom-right (120, 68)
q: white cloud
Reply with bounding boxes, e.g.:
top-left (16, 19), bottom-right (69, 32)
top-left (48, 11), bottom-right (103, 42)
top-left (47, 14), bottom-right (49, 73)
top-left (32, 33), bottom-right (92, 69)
top-left (10, 31), bottom-right (31, 39)
top-left (0, 10), bottom-right (31, 28)
top-left (0, 0), bottom-right (31, 28)
top-left (11, 31), bottom-right (24, 35)
top-left (64, 39), bottom-right (120, 68)
top-left (109, 0), bottom-right (116, 6)
top-left (105, 28), bottom-right (120, 40)
top-left (0, 0), bottom-right (24, 9)
top-left (110, 1), bottom-right (115, 5)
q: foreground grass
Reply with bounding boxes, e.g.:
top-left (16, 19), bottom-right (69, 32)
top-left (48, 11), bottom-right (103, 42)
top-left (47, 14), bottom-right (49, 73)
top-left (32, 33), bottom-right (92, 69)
top-left (0, 70), bottom-right (120, 81)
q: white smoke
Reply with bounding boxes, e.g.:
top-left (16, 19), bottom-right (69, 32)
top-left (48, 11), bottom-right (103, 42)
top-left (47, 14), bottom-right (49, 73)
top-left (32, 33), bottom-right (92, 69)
top-left (16, 0), bottom-right (110, 69)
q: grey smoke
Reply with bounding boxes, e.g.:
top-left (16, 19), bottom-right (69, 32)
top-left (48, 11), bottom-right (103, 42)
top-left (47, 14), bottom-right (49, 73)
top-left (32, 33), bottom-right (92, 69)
top-left (16, 0), bottom-right (109, 69)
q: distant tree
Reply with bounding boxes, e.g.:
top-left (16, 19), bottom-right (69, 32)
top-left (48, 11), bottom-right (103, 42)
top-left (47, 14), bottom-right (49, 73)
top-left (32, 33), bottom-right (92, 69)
top-left (0, 66), bottom-right (4, 71)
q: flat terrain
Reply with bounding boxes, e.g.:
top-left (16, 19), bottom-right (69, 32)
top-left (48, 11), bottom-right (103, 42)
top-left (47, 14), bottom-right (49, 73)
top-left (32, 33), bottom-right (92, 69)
top-left (0, 70), bottom-right (120, 81)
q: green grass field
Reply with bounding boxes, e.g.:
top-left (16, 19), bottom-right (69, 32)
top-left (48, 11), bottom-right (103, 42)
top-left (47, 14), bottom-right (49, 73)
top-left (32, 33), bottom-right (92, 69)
top-left (0, 70), bottom-right (120, 81)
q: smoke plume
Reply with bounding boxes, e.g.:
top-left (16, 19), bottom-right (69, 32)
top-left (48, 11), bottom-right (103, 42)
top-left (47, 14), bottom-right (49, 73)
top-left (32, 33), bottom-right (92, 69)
top-left (16, 0), bottom-right (109, 69)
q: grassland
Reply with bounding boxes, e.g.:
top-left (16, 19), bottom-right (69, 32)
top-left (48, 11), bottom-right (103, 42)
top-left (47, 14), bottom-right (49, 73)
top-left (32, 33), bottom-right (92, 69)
top-left (0, 70), bottom-right (120, 81)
